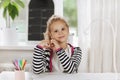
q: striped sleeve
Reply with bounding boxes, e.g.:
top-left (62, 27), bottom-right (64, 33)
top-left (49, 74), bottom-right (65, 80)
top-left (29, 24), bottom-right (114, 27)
top-left (32, 45), bottom-right (50, 74)
top-left (56, 47), bottom-right (82, 74)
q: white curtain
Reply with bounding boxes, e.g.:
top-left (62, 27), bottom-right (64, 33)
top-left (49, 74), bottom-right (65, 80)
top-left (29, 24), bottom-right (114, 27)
top-left (77, 0), bottom-right (120, 73)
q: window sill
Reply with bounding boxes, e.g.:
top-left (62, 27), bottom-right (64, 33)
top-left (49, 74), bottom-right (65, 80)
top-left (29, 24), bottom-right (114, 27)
top-left (0, 42), bottom-right (36, 50)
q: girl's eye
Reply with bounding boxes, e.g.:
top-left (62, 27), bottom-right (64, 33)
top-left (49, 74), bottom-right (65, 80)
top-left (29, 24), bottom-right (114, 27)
top-left (54, 30), bottom-right (58, 33)
top-left (62, 28), bottom-right (65, 31)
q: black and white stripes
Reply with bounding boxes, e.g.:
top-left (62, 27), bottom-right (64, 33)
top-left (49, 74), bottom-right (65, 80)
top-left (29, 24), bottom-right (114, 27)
top-left (32, 46), bottom-right (50, 74)
top-left (56, 47), bottom-right (82, 73)
top-left (32, 45), bottom-right (82, 74)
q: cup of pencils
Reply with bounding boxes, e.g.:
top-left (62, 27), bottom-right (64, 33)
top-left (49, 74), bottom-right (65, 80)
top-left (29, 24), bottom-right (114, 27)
top-left (13, 59), bottom-right (27, 80)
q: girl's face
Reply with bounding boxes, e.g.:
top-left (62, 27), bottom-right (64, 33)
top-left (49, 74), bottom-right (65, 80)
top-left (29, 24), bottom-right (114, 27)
top-left (50, 20), bottom-right (69, 43)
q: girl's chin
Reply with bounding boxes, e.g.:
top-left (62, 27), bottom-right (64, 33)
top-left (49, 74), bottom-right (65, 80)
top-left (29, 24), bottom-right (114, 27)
top-left (57, 40), bottom-right (67, 43)
top-left (56, 38), bottom-right (67, 43)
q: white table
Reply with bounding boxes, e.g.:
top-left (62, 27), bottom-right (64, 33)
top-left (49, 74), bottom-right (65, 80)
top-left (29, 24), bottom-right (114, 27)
top-left (0, 71), bottom-right (32, 80)
top-left (0, 71), bottom-right (120, 80)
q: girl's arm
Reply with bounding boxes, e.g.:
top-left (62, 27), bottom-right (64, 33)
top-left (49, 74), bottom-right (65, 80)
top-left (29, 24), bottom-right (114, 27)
top-left (32, 45), bottom-right (50, 74)
top-left (56, 47), bottom-right (82, 73)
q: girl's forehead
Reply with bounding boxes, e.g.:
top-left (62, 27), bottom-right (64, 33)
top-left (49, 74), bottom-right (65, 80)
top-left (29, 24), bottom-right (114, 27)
top-left (49, 20), bottom-right (68, 31)
top-left (51, 20), bottom-right (66, 26)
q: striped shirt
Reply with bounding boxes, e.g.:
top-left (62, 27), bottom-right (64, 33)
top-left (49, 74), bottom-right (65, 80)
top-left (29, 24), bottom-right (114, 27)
top-left (32, 44), bottom-right (82, 74)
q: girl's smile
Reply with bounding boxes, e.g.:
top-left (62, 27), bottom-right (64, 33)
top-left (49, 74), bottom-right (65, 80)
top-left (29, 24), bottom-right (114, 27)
top-left (58, 36), bottom-right (65, 39)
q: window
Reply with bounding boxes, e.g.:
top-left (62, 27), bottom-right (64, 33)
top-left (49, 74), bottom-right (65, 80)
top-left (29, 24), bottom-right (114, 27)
top-left (11, 0), bottom-right (28, 42)
top-left (28, 0), bottom-right (54, 41)
top-left (4, 0), bottom-right (54, 43)
top-left (63, 0), bottom-right (78, 36)
top-left (0, 0), bottom-right (78, 44)
top-left (63, 0), bottom-right (78, 46)
top-left (0, 0), bottom-right (28, 43)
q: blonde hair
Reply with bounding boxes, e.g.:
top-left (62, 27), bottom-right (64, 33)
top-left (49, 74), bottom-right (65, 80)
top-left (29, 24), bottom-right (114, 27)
top-left (44, 15), bottom-right (69, 40)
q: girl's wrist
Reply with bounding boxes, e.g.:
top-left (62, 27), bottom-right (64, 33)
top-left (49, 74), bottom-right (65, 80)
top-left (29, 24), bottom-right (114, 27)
top-left (37, 45), bottom-right (43, 49)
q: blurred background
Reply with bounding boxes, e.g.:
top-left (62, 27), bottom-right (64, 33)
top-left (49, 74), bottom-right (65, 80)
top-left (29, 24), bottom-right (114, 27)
top-left (0, 0), bottom-right (120, 73)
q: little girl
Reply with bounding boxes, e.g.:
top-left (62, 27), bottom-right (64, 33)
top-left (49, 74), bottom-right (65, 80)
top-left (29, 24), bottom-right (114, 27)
top-left (32, 15), bottom-right (82, 74)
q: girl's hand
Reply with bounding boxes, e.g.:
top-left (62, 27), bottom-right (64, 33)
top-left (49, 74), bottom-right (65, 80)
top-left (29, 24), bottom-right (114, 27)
top-left (50, 39), bottom-right (60, 51)
top-left (38, 40), bottom-right (50, 49)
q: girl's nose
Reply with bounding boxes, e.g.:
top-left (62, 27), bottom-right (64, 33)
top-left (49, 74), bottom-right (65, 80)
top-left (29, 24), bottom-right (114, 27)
top-left (58, 30), bottom-right (63, 35)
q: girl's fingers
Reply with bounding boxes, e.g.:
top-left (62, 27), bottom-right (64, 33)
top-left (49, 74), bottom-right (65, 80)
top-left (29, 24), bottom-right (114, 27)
top-left (44, 42), bottom-right (50, 47)
top-left (50, 43), bottom-right (54, 47)
top-left (51, 39), bottom-right (56, 44)
top-left (50, 39), bottom-right (55, 46)
top-left (39, 40), bottom-right (50, 48)
top-left (50, 39), bottom-right (60, 49)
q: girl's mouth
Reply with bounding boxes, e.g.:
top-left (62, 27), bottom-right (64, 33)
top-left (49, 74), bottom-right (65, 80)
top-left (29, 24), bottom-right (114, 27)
top-left (58, 36), bottom-right (65, 39)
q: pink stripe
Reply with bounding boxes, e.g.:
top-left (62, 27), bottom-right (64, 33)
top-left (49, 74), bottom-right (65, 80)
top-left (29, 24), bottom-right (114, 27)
top-left (71, 46), bottom-right (74, 56)
top-left (68, 43), bottom-right (74, 56)
top-left (37, 45), bottom-right (43, 49)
